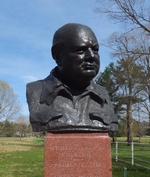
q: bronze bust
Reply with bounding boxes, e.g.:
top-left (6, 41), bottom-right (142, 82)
top-left (26, 23), bottom-right (118, 132)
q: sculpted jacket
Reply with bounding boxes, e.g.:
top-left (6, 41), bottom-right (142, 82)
top-left (26, 67), bottom-right (118, 132)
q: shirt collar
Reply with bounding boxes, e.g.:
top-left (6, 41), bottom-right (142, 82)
top-left (40, 67), bottom-right (107, 105)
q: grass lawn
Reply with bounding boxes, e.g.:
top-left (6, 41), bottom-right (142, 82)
top-left (112, 160), bottom-right (150, 177)
top-left (0, 137), bottom-right (150, 177)
top-left (0, 137), bottom-right (44, 177)
top-left (112, 136), bottom-right (150, 177)
top-left (116, 136), bottom-right (150, 143)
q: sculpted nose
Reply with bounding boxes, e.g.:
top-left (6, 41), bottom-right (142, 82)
top-left (87, 48), bottom-right (95, 58)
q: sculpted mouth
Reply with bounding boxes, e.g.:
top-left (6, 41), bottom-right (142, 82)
top-left (83, 64), bottom-right (96, 70)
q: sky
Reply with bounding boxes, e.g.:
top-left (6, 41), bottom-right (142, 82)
top-left (0, 0), bottom-right (120, 117)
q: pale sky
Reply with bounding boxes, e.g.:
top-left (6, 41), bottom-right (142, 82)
top-left (0, 0), bottom-right (120, 116)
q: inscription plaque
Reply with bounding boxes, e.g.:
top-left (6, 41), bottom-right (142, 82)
top-left (44, 133), bottom-right (112, 177)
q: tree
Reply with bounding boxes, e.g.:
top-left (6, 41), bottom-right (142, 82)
top-left (96, 62), bottom-right (124, 116)
top-left (138, 47), bottom-right (150, 127)
top-left (117, 117), bottom-right (127, 137)
top-left (96, 0), bottom-right (150, 60)
top-left (95, 0), bottom-right (150, 143)
top-left (105, 30), bottom-right (150, 133)
top-left (15, 116), bottom-right (29, 139)
top-left (96, 63), bottom-right (118, 102)
top-left (0, 120), bottom-right (14, 137)
top-left (96, 63), bottom-right (119, 142)
top-left (95, 0), bottom-right (150, 34)
top-left (97, 58), bottom-right (144, 144)
top-left (0, 81), bottom-right (21, 133)
top-left (116, 57), bottom-right (144, 144)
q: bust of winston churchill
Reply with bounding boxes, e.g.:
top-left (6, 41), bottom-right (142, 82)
top-left (26, 23), bottom-right (118, 132)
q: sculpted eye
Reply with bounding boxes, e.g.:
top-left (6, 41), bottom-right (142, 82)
top-left (93, 47), bottom-right (99, 54)
top-left (76, 50), bottom-right (84, 54)
top-left (75, 47), bottom-right (86, 54)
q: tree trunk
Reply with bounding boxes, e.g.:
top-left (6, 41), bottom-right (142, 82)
top-left (126, 100), bottom-right (133, 145)
top-left (138, 104), bottom-right (141, 143)
top-left (127, 73), bottom-right (133, 145)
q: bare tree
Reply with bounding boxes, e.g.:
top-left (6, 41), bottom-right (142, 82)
top-left (138, 47), bottom-right (150, 127)
top-left (15, 116), bottom-right (29, 139)
top-left (95, 0), bottom-right (150, 34)
top-left (104, 32), bottom-right (145, 144)
top-left (103, 28), bottom-right (149, 60)
top-left (95, 0), bottom-right (150, 141)
top-left (0, 81), bottom-right (21, 133)
top-left (115, 57), bottom-right (143, 144)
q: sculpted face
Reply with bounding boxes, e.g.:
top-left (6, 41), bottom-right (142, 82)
top-left (52, 24), bottom-right (100, 87)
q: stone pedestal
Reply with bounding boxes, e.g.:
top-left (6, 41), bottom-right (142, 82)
top-left (44, 133), bottom-right (112, 177)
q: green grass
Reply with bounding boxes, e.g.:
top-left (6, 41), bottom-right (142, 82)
top-left (112, 138), bottom-right (150, 177)
top-left (0, 137), bottom-right (44, 177)
top-left (112, 160), bottom-right (150, 177)
top-left (116, 136), bottom-right (150, 143)
top-left (0, 137), bottom-right (150, 177)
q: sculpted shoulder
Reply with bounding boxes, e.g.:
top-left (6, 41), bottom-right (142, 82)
top-left (26, 80), bottom-right (43, 104)
top-left (27, 80), bottom-right (43, 93)
top-left (93, 82), bottom-right (110, 100)
top-left (95, 83), bottom-right (108, 94)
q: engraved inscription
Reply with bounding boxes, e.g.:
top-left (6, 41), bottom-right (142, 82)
top-left (62, 152), bottom-right (91, 158)
top-left (48, 140), bottom-right (111, 177)
top-left (49, 145), bottom-right (105, 151)
top-left (54, 175), bottom-right (102, 177)
top-left (54, 162), bottom-right (102, 168)
top-left (49, 144), bottom-right (104, 171)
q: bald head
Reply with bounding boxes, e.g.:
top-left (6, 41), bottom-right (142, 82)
top-left (51, 23), bottom-right (98, 61)
top-left (51, 23), bottom-right (100, 88)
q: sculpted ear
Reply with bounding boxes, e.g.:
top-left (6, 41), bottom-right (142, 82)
top-left (51, 46), bottom-right (62, 66)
